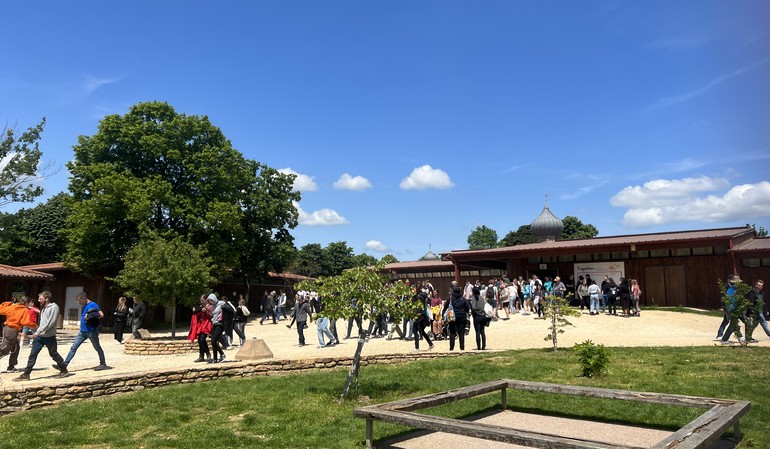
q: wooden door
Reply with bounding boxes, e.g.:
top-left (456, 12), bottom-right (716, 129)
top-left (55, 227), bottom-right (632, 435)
top-left (644, 266), bottom-right (687, 307)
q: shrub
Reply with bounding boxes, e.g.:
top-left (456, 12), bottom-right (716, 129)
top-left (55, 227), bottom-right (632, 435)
top-left (573, 339), bottom-right (610, 377)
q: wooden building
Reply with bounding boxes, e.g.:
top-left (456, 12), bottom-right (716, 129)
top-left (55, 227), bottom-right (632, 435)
top-left (385, 226), bottom-right (770, 310)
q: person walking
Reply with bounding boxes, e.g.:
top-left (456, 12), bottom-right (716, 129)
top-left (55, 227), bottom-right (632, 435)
top-left (0, 295), bottom-right (36, 372)
top-left (233, 296), bottom-right (250, 347)
top-left (113, 297), bottom-right (129, 343)
top-left (293, 296), bottom-right (312, 346)
top-left (14, 291), bottom-right (68, 381)
top-left (131, 297), bottom-right (146, 339)
top-left (62, 292), bottom-right (109, 371)
top-left (260, 291), bottom-right (276, 325)
top-left (188, 295), bottom-right (213, 362)
top-left (411, 285), bottom-right (433, 351)
top-left (208, 293), bottom-right (228, 363)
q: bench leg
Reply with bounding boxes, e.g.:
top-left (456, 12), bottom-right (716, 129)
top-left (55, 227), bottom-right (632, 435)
top-left (501, 387), bottom-right (507, 410)
top-left (366, 418), bottom-right (373, 449)
top-left (733, 420), bottom-right (742, 440)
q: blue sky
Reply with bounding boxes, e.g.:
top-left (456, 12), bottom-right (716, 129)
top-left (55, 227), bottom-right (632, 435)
top-left (2, 1), bottom-right (769, 260)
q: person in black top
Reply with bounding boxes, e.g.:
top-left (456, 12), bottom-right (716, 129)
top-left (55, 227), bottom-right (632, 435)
top-left (445, 286), bottom-right (470, 351)
top-left (131, 297), bottom-right (146, 339)
top-left (469, 286), bottom-right (488, 350)
top-left (411, 283), bottom-right (433, 350)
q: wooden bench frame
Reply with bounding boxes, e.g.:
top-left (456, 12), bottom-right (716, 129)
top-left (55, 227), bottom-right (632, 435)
top-left (353, 379), bottom-right (750, 449)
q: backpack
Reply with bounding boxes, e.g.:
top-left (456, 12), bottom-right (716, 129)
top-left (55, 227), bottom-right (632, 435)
top-left (486, 287), bottom-right (495, 299)
top-left (443, 303), bottom-right (456, 322)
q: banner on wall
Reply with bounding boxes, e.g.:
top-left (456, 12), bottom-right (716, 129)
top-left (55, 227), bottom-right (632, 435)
top-left (573, 261), bottom-right (625, 285)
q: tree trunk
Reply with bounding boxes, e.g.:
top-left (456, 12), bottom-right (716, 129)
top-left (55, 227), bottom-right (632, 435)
top-left (341, 336), bottom-right (367, 400)
top-left (171, 298), bottom-right (177, 338)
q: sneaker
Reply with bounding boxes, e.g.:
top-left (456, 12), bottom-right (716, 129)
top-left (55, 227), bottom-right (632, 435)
top-left (749, 339), bottom-right (759, 344)
top-left (94, 364), bottom-right (109, 371)
top-left (193, 357), bottom-right (205, 363)
top-left (13, 373), bottom-right (30, 381)
top-left (720, 340), bottom-right (735, 345)
top-left (52, 363), bottom-right (67, 373)
top-left (5, 367), bottom-right (17, 373)
top-left (57, 369), bottom-right (69, 378)
top-left (219, 354), bottom-right (226, 363)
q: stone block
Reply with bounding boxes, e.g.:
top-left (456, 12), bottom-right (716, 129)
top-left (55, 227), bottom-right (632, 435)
top-left (234, 338), bottom-right (274, 360)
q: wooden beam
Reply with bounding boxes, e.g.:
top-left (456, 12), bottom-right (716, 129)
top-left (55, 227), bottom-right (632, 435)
top-left (651, 401), bottom-right (750, 449)
top-left (369, 379), bottom-right (507, 411)
top-left (503, 380), bottom-right (736, 409)
top-left (356, 407), bottom-right (645, 449)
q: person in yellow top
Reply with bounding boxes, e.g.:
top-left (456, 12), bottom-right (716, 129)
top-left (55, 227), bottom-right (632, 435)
top-left (0, 295), bottom-right (38, 371)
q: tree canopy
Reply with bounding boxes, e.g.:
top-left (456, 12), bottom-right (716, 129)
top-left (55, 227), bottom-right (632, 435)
top-left (63, 101), bottom-right (299, 284)
top-left (467, 225), bottom-right (499, 249)
top-left (0, 192), bottom-right (71, 266)
top-left (1, 119), bottom-right (49, 208)
top-left (289, 241), bottom-right (382, 277)
top-left (497, 216), bottom-right (599, 247)
top-left (112, 232), bottom-right (217, 336)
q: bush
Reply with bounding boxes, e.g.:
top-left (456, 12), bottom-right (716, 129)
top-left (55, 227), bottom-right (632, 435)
top-left (573, 339), bottom-right (610, 377)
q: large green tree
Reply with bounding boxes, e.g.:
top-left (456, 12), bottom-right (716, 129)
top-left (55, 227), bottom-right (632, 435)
top-left (63, 101), bottom-right (299, 286)
top-left (560, 216), bottom-right (599, 240)
top-left (0, 192), bottom-right (72, 266)
top-left (112, 232), bottom-right (217, 337)
top-left (290, 241), bottom-right (358, 277)
top-left (500, 225), bottom-right (536, 247)
top-left (467, 225), bottom-right (498, 249)
top-left (1, 119), bottom-right (49, 208)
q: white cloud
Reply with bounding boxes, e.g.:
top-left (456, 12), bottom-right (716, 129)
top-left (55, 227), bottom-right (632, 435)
top-left (611, 178), bottom-right (770, 227)
top-left (399, 165), bottom-right (454, 190)
top-left (294, 202), bottom-right (348, 226)
top-left (365, 240), bottom-right (388, 252)
top-left (611, 176), bottom-right (730, 207)
top-left (333, 173), bottom-right (372, 191)
top-left (279, 168), bottom-right (318, 192)
top-left (82, 76), bottom-right (122, 95)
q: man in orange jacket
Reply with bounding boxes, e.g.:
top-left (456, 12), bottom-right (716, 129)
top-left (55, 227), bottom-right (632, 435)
top-left (0, 295), bottom-right (38, 371)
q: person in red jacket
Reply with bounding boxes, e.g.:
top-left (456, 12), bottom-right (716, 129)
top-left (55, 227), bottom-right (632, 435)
top-left (0, 295), bottom-right (37, 372)
top-left (188, 295), bottom-right (213, 362)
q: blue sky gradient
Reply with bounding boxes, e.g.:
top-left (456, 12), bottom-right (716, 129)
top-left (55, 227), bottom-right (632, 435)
top-left (2, 1), bottom-right (769, 260)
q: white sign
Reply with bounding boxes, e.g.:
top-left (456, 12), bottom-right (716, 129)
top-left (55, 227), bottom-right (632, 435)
top-left (573, 261), bottom-right (625, 285)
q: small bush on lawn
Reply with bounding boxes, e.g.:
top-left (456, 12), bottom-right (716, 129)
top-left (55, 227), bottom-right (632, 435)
top-left (574, 339), bottom-right (610, 377)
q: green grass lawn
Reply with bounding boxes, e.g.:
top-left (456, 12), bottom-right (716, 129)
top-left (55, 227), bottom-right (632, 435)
top-left (0, 346), bottom-right (766, 448)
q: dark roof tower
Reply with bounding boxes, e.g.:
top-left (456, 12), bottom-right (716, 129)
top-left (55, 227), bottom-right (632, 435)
top-left (419, 244), bottom-right (441, 261)
top-left (530, 194), bottom-right (563, 243)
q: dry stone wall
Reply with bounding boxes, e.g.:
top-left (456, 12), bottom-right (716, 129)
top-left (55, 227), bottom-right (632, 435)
top-left (0, 352), bottom-right (461, 415)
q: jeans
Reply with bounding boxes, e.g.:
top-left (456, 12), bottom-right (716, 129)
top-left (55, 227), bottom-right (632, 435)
top-left (750, 313), bottom-right (770, 337)
top-left (601, 294), bottom-right (608, 312)
top-left (233, 321), bottom-right (246, 345)
top-left (448, 316), bottom-right (467, 350)
top-left (590, 295), bottom-right (599, 314)
top-left (23, 335), bottom-right (66, 375)
top-left (65, 329), bottom-right (106, 366)
top-left (716, 309), bottom-right (731, 338)
top-left (297, 320), bottom-right (307, 345)
top-left (402, 318), bottom-right (414, 339)
top-left (473, 314), bottom-right (487, 350)
top-left (210, 324), bottom-right (226, 359)
top-left (316, 317), bottom-right (336, 346)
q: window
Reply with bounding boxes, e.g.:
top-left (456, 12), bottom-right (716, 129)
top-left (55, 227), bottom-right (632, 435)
top-left (595, 253), bottom-right (611, 261)
top-left (692, 247), bottom-right (714, 256)
top-left (650, 249), bottom-right (670, 258)
top-left (714, 246), bottom-right (727, 255)
top-left (672, 248), bottom-right (691, 257)
top-left (575, 253), bottom-right (592, 261)
top-left (611, 252), bottom-right (629, 259)
top-left (527, 257), bottom-right (540, 264)
top-left (742, 259), bottom-right (760, 268)
top-left (558, 255), bottom-right (574, 262)
top-left (631, 250), bottom-right (650, 259)
top-left (763, 258), bottom-right (770, 267)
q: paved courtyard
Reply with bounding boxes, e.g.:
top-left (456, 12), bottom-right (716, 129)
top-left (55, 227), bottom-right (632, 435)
top-left (1, 309), bottom-right (764, 389)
